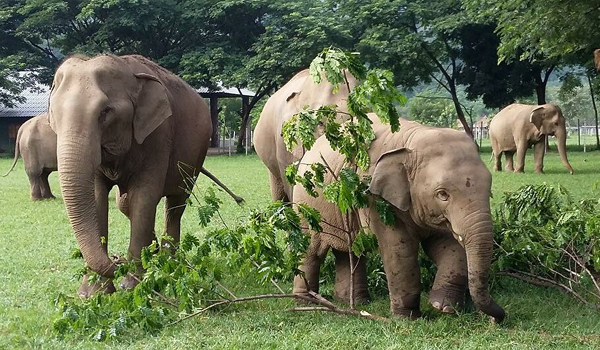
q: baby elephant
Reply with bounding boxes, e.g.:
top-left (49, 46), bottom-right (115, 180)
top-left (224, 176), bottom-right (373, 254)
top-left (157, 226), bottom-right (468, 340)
top-left (293, 115), bottom-right (505, 322)
top-left (3, 113), bottom-right (57, 200)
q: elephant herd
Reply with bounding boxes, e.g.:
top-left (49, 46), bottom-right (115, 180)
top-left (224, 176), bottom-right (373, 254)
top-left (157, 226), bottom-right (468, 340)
top-left (3, 53), bottom-right (581, 323)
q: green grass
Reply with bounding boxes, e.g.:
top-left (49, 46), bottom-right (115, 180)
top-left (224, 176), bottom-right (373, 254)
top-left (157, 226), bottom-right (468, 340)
top-left (1, 150), bottom-right (600, 349)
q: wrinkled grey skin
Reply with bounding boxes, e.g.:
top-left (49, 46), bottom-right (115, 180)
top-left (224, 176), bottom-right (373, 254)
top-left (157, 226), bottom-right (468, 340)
top-left (293, 115), bottom-right (505, 323)
top-left (49, 54), bottom-right (219, 297)
top-left (489, 103), bottom-right (573, 174)
top-left (254, 69), bottom-right (358, 202)
top-left (3, 113), bottom-right (57, 200)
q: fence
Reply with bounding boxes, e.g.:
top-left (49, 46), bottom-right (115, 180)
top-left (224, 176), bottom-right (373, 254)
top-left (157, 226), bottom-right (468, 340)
top-left (209, 124), bottom-right (254, 156)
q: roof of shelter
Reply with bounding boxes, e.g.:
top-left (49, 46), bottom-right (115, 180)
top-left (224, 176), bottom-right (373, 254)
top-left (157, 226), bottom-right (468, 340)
top-left (0, 84), bottom-right (50, 118)
top-left (0, 73), bottom-right (255, 119)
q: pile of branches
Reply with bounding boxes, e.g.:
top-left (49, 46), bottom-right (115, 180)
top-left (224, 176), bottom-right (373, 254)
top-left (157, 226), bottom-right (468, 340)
top-left (493, 183), bottom-right (600, 309)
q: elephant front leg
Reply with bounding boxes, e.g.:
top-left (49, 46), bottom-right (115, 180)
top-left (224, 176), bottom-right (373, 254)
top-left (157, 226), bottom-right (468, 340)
top-left (331, 249), bottom-right (370, 304)
top-left (423, 234), bottom-right (467, 314)
top-left (493, 152), bottom-right (502, 172)
top-left (120, 190), bottom-right (160, 290)
top-left (533, 138), bottom-right (546, 173)
top-left (78, 178), bottom-right (115, 297)
top-left (514, 140), bottom-right (528, 173)
top-left (370, 210), bottom-right (421, 318)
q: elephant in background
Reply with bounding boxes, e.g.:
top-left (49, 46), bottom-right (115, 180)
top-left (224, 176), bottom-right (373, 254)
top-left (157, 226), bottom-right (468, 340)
top-left (49, 54), bottom-right (241, 297)
top-left (253, 69), bottom-right (358, 202)
top-left (489, 103), bottom-right (573, 174)
top-left (3, 113), bottom-right (57, 200)
top-left (293, 115), bottom-right (505, 322)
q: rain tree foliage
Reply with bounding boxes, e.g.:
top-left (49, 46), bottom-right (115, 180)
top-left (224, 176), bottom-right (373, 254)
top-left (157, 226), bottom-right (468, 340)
top-left (494, 184), bottom-right (600, 308)
top-left (339, 0), bottom-right (476, 136)
top-left (407, 91), bottom-right (458, 128)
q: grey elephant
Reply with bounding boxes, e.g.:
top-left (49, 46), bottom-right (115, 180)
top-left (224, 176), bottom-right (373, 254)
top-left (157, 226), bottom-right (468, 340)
top-left (48, 54), bottom-right (241, 297)
top-left (489, 103), bottom-right (573, 174)
top-left (293, 115), bottom-right (505, 322)
top-left (3, 113), bottom-right (57, 200)
top-left (254, 69), bottom-right (358, 202)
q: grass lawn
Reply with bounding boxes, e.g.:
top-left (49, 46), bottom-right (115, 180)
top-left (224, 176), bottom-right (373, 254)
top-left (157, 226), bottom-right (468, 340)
top-left (1, 149), bottom-right (599, 349)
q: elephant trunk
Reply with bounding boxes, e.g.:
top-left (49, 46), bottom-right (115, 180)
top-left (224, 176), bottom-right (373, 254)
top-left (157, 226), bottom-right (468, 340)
top-left (555, 128), bottom-right (574, 174)
top-left (455, 211), bottom-right (505, 322)
top-left (57, 134), bottom-right (115, 277)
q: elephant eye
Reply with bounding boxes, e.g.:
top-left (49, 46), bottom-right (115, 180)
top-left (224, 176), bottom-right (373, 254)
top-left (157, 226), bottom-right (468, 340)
top-left (99, 106), bottom-right (113, 124)
top-left (436, 190), bottom-right (449, 201)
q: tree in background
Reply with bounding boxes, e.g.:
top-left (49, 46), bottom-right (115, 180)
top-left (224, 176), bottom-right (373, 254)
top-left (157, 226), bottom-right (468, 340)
top-left (407, 91), bottom-right (457, 128)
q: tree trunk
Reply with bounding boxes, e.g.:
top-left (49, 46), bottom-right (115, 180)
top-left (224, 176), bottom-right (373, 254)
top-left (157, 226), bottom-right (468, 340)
top-left (450, 83), bottom-right (473, 138)
top-left (587, 74), bottom-right (600, 150)
top-left (535, 66), bottom-right (554, 151)
top-left (210, 97), bottom-right (219, 148)
top-left (236, 96), bottom-right (250, 153)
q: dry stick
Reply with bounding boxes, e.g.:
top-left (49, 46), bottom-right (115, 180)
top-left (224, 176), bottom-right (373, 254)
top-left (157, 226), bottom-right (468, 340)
top-left (215, 280), bottom-right (237, 299)
top-left (561, 248), bottom-right (600, 297)
top-left (251, 260), bottom-right (285, 294)
top-left (498, 270), bottom-right (600, 310)
top-left (168, 292), bottom-right (389, 327)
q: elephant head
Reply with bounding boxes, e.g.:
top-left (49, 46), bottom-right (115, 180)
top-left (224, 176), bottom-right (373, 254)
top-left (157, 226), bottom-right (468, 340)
top-left (529, 104), bottom-right (573, 174)
top-left (48, 55), bottom-right (173, 277)
top-left (368, 130), bottom-right (505, 322)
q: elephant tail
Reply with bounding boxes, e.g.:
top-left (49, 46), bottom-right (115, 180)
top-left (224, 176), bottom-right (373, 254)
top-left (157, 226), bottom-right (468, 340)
top-left (199, 167), bottom-right (245, 204)
top-left (2, 126), bottom-right (22, 177)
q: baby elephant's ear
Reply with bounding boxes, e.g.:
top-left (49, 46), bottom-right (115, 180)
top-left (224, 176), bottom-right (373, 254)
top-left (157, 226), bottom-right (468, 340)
top-left (368, 148), bottom-right (412, 211)
top-left (132, 73), bottom-right (173, 144)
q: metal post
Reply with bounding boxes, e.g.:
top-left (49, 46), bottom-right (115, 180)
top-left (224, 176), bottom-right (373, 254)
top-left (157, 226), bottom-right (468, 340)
top-left (578, 119), bottom-right (581, 146)
top-left (228, 131), bottom-right (232, 156)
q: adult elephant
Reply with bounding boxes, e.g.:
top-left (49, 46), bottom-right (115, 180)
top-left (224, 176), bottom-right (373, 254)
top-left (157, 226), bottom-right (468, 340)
top-left (48, 54), bottom-right (239, 297)
top-left (293, 115), bottom-right (505, 322)
top-left (253, 69), bottom-right (358, 202)
top-left (489, 103), bottom-right (573, 174)
top-left (3, 113), bottom-right (57, 200)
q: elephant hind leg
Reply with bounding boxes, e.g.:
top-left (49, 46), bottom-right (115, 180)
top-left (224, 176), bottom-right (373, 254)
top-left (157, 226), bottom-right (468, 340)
top-left (269, 172), bottom-right (289, 202)
top-left (493, 151), bottom-right (502, 172)
top-left (293, 236), bottom-right (329, 298)
top-left (27, 173), bottom-right (43, 201)
top-left (164, 194), bottom-right (188, 244)
top-left (422, 235), bottom-right (467, 314)
top-left (332, 249), bottom-right (371, 305)
top-left (504, 152), bottom-right (515, 172)
top-left (39, 170), bottom-right (55, 199)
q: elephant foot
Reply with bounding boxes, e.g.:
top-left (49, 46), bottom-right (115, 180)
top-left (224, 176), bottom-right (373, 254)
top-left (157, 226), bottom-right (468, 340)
top-left (534, 169), bottom-right (544, 174)
top-left (514, 169), bottom-right (524, 174)
top-left (429, 288), bottom-right (465, 314)
top-left (78, 274), bottom-right (116, 298)
top-left (119, 273), bottom-right (141, 291)
top-left (391, 306), bottom-right (421, 320)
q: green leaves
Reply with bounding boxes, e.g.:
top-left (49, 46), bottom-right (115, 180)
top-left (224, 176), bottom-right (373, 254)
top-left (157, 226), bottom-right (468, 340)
top-left (323, 168), bottom-right (369, 214)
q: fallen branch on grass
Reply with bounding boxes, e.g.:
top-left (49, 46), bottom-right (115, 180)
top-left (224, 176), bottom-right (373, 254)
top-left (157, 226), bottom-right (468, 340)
top-left (168, 291), bottom-right (390, 326)
top-left (498, 270), bottom-right (600, 310)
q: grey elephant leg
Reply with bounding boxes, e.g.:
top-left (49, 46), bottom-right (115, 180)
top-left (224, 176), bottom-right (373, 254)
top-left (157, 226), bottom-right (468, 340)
top-left (331, 249), bottom-right (370, 304)
top-left (293, 236), bottom-right (329, 298)
top-left (514, 140), bottom-right (528, 173)
top-left (120, 189), bottom-right (160, 290)
top-left (493, 151), bottom-right (502, 172)
top-left (422, 234), bottom-right (467, 313)
top-left (533, 139), bottom-right (546, 173)
top-left (269, 172), bottom-right (289, 202)
top-left (28, 174), bottom-right (43, 201)
top-left (116, 191), bottom-right (130, 218)
top-left (78, 177), bottom-right (115, 297)
top-left (504, 152), bottom-right (514, 172)
top-left (370, 210), bottom-right (421, 318)
top-left (39, 170), bottom-right (55, 199)
top-left (164, 195), bottom-right (187, 244)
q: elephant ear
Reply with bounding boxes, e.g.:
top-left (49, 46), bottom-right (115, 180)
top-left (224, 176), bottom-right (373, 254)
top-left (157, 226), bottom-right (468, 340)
top-left (133, 73), bottom-right (173, 144)
top-left (529, 106), bottom-right (545, 131)
top-left (368, 148), bottom-right (412, 211)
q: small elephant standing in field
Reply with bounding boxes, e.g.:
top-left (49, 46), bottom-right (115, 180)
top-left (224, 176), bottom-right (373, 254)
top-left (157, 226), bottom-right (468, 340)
top-left (49, 54), bottom-right (242, 297)
top-left (293, 115), bottom-right (505, 322)
top-left (254, 69), bottom-right (358, 202)
top-left (489, 103), bottom-right (574, 174)
top-left (3, 113), bottom-right (57, 200)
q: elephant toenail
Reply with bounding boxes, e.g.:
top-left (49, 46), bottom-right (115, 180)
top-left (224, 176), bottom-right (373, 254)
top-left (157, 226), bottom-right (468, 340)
top-left (432, 301), bottom-right (441, 309)
top-left (443, 305), bottom-right (455, 313)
